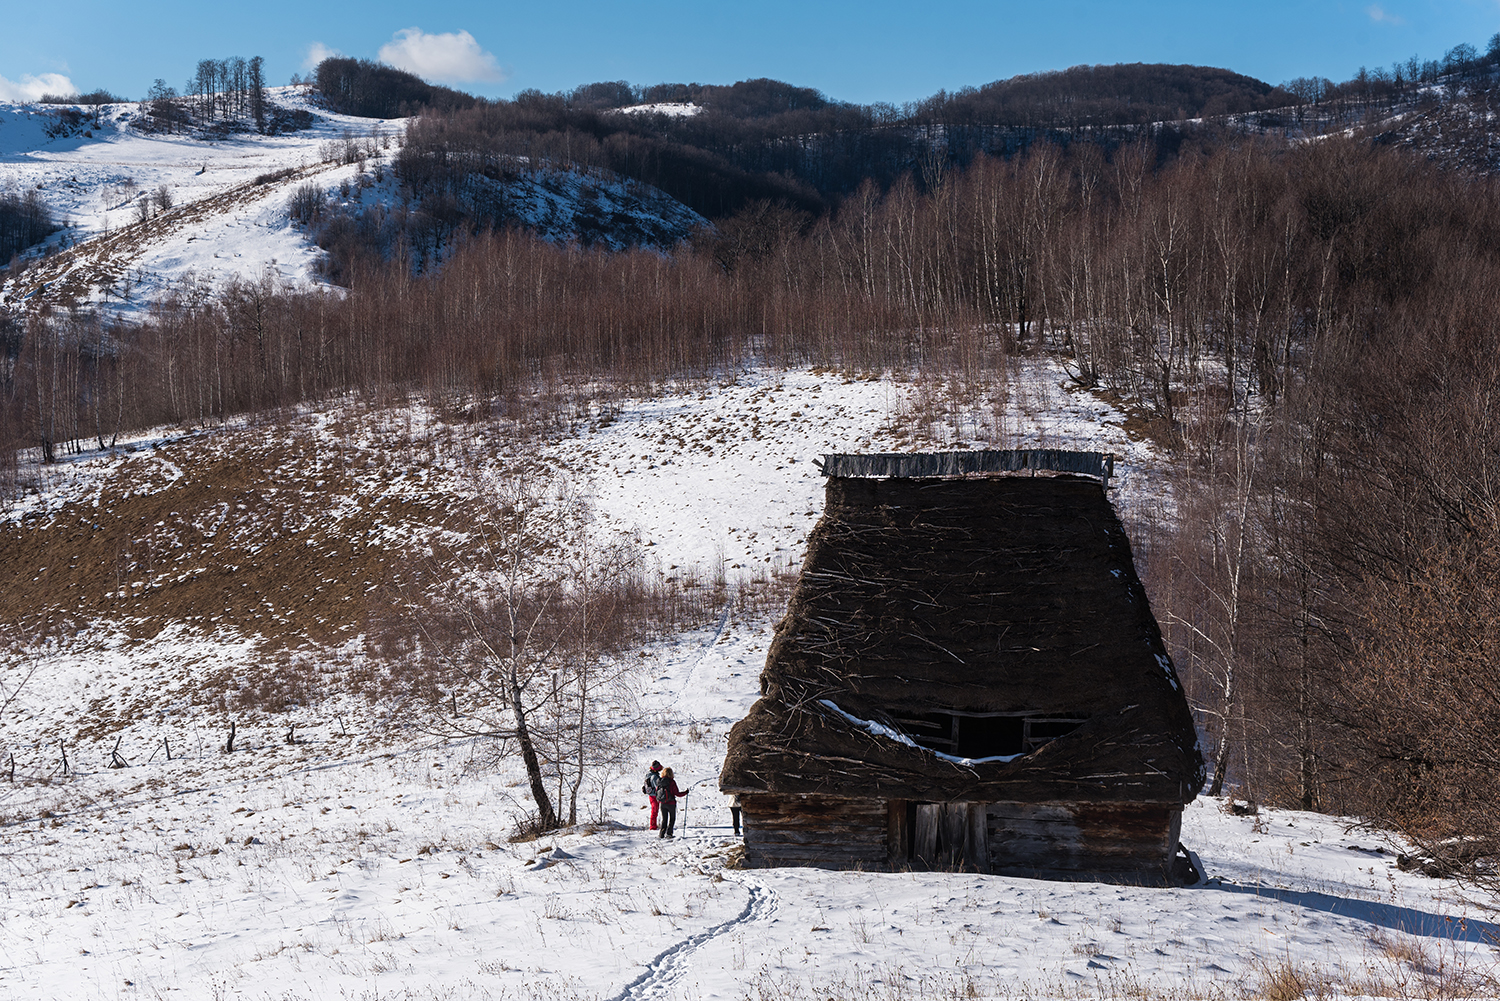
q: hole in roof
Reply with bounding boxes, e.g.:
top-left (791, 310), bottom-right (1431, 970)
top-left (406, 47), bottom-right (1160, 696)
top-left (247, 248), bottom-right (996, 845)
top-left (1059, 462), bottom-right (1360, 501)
top-left (892, 712), bottom-right (1087, 758)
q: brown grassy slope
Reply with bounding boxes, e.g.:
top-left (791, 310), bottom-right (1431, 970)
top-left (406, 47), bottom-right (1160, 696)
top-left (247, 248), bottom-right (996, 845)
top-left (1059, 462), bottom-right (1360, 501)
top-left (1, 416), bottom-right (468, 650)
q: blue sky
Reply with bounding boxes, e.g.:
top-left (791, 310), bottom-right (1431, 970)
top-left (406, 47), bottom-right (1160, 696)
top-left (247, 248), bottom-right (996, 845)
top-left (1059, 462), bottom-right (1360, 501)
top-left (1, 0), bottom-right (1496, 105)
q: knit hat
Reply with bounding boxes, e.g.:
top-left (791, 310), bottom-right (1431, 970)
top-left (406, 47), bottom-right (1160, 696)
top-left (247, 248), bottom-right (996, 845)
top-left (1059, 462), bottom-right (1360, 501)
top-left (650, 761), bottom-right (662, 771)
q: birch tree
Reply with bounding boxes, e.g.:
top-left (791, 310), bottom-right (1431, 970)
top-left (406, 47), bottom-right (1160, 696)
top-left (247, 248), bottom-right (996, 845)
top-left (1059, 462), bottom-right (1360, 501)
top-left (411, 471), bottom-right (649, 832)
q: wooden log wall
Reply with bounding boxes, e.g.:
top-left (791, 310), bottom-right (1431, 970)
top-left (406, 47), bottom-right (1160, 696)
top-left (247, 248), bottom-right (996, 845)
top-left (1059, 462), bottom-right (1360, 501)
top-left (744, 794), bottom-right (1180, 881)
top-left (984, 802), bottom-right (1179, 881)
top-left (739, 794), bottom-right (889, 869)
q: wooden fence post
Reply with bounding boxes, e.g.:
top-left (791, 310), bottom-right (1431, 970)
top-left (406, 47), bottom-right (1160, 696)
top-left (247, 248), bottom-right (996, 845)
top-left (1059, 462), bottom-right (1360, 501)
top-left (109, 735), bottom-right (128, 769)
top-left (223, 720), bottom-right (237, 753)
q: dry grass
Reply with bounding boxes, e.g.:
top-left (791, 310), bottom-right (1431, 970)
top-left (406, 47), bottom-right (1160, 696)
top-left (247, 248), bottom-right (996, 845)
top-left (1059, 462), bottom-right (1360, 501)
top-left (1252, 958), bottom-right (1329, 1001)
top-left (1249, 947), bottom-right (1500, 1001)
top-left (0, 426), bottom-right (446, 648)
top-left (2, 407), bottom-right (771, 734)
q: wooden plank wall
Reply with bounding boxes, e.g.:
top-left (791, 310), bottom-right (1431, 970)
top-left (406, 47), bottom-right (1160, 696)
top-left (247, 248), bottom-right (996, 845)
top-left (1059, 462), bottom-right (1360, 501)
top-left (740, 795), bottom-right (1180, 881)
top-left (911, 803), bottom-right (986, 870)
top-left (985, 802), bottom-right (1178, 881)
top-left (739, 794), bottom-right (889, 869)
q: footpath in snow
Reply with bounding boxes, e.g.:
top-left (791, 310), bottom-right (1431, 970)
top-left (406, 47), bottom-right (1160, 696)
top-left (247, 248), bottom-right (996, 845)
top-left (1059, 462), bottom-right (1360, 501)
top-left (1, 363), bottom-right (1495, 998)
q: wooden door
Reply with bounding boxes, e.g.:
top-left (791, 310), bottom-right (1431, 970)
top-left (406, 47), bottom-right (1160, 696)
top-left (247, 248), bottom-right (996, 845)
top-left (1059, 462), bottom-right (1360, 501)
top-left (904, 802), bottom-right (987, 871)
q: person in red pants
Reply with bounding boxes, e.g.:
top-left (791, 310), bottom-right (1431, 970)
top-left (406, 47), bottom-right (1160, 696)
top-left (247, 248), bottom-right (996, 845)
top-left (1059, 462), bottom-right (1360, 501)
top-left (656, 767), bottom-right (689, 838)
top-left (642, 761), bottom-right (663, 830)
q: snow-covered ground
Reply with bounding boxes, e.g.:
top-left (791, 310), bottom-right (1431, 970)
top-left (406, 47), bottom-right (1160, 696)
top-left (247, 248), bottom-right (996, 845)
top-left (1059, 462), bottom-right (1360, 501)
top-left (538, 361), bottom-right (1160, 576)
top-left (0, 88), bottom-right (398, 315)
top-left (2, 363), bottom-right (1496, 999)
top-left (614, 103), bottom-right (701, 118)
top-left (0, 88), bottom-right (703, 318)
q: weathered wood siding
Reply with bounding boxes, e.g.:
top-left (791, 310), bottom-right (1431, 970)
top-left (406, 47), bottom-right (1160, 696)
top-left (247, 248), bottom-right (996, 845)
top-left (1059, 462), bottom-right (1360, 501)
top-left (745, 795), bottom-right (1181, 880)
top-left (909, 802), bottom-right (986, 870)
top-left (739, 794), bottom-right (887, 869)
top-left (985, 802), bottom-right (1178, 881)
top-left (820, 450), bottom-right (1112, 483)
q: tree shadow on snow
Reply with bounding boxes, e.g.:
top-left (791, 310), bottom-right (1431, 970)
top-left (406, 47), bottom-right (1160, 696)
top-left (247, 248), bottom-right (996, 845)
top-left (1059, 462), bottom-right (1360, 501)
top-left (1195, 880), bottom-right (1500, 945)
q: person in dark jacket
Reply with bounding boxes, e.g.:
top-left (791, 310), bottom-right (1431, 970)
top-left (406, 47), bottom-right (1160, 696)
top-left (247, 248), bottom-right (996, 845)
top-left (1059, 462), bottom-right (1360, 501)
top-left (642, 761), bottom-right (663, 830)
top-left (656, 767), bottom-right (689, 838)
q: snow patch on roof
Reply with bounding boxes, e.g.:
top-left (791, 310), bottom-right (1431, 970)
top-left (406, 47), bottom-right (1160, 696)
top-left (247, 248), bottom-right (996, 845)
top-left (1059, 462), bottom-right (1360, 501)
top-left (819, 699), bottom-right (1026, 765)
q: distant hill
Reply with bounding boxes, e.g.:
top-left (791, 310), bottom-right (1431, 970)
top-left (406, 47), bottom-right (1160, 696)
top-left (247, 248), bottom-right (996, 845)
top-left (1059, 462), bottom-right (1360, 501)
top-left (314, 57), bottom-right (479, 118)
top-left (558, 65), bottom-right (1286, 127)
top-left (334, 62), bottom-right (1292, 220)
top-left (0, 92), bottom-right (704, 315)
top-left (1372, 87), bottom-right (1500, 175)
top-left (921, 63), bottom-right (1289, 127)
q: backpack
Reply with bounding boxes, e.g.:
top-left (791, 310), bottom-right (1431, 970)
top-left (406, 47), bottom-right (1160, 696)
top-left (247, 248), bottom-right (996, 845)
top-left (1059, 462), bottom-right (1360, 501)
top-left (643, 771), bottom-right (659, 797)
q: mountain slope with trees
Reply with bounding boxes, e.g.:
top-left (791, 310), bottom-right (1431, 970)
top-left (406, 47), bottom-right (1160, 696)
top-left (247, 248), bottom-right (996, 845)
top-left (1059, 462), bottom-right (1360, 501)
top-left (4, 35), bottom-right (1500, 886)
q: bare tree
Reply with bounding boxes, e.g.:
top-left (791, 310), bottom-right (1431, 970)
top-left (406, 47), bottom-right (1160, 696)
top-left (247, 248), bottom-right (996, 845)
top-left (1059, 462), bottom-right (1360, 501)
top-left (406, 470), bottom-right (649, 832)
top-left (1166, 412), bottom-right (1266, 797)
top-left (248, 56), bottom-right (267, 133)
top-left (545, 513), bottom-right (649, 825)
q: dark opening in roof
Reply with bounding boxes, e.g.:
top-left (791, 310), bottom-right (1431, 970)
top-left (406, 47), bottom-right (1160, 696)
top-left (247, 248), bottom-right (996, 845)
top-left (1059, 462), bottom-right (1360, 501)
top-left (893, 711), bottom-right (1089, 758)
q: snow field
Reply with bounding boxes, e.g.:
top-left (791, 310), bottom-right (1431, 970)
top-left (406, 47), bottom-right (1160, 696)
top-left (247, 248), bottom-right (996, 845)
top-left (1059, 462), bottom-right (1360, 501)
top-left (6, 664), bottom-right (1497, 1001)
top-left (0, 90), bottom-right (397, 314)
top-left (1, 362), bottom-right (1496, 999)
top-left (543, 361), bottom-right (1160, 579)
top-left (0, 88), bottom-right (704, 317)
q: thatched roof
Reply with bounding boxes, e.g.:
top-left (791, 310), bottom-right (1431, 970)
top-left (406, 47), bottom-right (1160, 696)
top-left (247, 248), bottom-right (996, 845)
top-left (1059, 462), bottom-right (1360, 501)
top-left (721, 467), bottom-right (1204, 805)
top-left (819, 449), bottom-right (1114, 482)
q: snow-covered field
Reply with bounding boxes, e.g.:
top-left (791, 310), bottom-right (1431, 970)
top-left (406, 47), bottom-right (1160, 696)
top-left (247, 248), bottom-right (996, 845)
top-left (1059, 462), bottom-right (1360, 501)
top-left (0, 89), bottom-right (384, 313)
top-left (615, 103), bottom-right (701, 118)
top-left (0, 88), bottom-right (703, 318)
top-left (9, 651), bottom-right (1496, 1001)
top-left (3, 362), bottom-right (1498, 999)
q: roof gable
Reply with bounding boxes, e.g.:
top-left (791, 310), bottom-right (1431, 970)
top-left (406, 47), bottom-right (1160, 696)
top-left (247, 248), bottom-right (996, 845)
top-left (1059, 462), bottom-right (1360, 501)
top-left (721, 468), bottom-right (1204, 804)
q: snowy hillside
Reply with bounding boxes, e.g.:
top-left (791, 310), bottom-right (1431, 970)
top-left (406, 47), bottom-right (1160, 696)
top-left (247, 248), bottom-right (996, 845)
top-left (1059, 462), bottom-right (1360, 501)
top-left (0, 89), bottom-right (704, 318)
top-left (615, 103), bottom-right (702, 118)
top-left (2, 361), bottom-right (1497, 999)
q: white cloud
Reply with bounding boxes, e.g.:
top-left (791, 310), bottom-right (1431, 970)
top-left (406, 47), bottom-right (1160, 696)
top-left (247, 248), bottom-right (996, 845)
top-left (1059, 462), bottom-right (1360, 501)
top-left (377, 28), bottom-right (505, 84)
top-left (1365, 5), bottom-right (1405, 24)
top-left (303, 42), bottom-right (342, 72)
top-left (0, 72), bottom-right (77, 102)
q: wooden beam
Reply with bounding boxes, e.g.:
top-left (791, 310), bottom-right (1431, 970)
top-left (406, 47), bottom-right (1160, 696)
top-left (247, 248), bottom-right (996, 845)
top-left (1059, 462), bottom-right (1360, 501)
top-left (820, 450), bottom-right (1113, 484)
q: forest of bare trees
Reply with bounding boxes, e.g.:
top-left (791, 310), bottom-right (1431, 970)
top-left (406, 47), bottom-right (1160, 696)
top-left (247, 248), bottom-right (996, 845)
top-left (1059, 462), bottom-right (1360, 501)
top-left (2, 128), bottom-right (1497, 868)
top-left (0, 189), bottom-right (56, 265)
top-left (314, 57), bottom-right (479, 120)
top-left (132, 56), bottom-right (311, 135)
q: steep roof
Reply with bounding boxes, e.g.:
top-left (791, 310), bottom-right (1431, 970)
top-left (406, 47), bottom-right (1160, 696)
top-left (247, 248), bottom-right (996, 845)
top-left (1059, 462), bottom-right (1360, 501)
top-left (721, 467), bottom-right (1204, 805)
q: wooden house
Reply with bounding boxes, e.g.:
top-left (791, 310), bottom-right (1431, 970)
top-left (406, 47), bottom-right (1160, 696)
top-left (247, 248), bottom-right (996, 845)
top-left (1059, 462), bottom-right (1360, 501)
top-left (719, 450), bottom-right (1204, 882)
